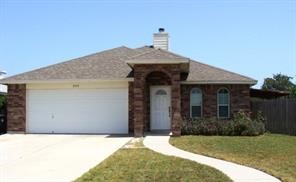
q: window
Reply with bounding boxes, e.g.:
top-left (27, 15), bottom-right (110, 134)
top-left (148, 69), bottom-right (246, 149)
top-left (155, 89), bottom-right (167, 95)
top-left (190, 88), bottom-right (202, 118)
top-left (217, 88), bottom-right (230, 118)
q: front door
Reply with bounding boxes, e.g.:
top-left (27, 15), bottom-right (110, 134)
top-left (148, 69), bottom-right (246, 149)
top-left (150, 86), bottom-right (171, 130)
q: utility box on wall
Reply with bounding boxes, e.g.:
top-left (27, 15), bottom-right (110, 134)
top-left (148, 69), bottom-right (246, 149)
top-left (0, 71), bottom-right (7, 94)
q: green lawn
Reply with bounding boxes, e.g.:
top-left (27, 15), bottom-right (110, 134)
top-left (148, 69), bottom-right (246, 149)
top-left (170, 134), bottom-right (296, 182)
top-left (76, 145), bottom-right (231, 181)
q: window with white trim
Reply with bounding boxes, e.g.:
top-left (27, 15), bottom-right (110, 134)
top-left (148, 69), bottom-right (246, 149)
top-left (217, 88), bottom-right (230, 118)
top-left (190, 88), bottom-right (202, 118)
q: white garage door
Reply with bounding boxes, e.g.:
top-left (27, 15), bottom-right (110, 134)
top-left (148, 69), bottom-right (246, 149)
top-left (26, 89), bottom-right (128, 134)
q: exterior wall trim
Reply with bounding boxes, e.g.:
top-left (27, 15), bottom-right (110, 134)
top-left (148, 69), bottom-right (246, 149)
top-left (126, 58), bottom-right (189, 65)
top-left (26, 81), bottom-right (129, 90)
top-left (0, 79), bottom-right (134, 84)
top-left (181, 81), bottom-right (256, 85)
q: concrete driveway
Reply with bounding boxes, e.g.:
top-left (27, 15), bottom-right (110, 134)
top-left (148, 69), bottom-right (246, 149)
top-left (0, 134), bottom-right (131, 182)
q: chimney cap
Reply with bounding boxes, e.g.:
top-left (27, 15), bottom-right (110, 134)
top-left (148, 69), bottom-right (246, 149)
top-left (158, 28), bottom-right (165, 33)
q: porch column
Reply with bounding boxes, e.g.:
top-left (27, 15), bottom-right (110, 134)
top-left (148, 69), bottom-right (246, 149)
top-left (7, 84), bottom-right (26, 133)
top-left (133, 71), bottom-right (145, 137)
top-left (171, 71), bottom-right (181, 136)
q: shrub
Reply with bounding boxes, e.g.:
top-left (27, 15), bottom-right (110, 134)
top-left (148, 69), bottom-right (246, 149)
top-left (181, 111), bottom-right (265, 136)
top-left (0, 95), bottom-right (6, 114)
top-left (0, 95), bottom-right (6, 109)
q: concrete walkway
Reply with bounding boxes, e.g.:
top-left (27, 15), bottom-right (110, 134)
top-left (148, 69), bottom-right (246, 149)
top-left (0, 134), bottom-right (131, 182)
top-left (144, 135), bottom-right (280, 182)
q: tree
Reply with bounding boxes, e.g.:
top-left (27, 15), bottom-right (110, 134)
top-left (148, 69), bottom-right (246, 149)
top-left (290, 85), bottom-right (296, 98)
top-left (262, 73), bottom-right (296, 97)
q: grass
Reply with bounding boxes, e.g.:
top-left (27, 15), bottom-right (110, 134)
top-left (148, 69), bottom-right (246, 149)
top-left (76, 141), bottom-right (231, 182)
top-left (170, 134), bottom-right (296, 182)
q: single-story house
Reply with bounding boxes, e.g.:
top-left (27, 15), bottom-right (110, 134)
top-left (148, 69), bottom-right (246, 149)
top-left (0, 29), bottom-right (256, 136)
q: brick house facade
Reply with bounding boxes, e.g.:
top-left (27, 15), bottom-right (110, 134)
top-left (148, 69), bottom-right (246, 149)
top-left (1, 29), bottom-right (256, 136)
top-left (7, 81), bottom-right (251, 136)
top-left (125, 50), bottom-right (252, 137)
top-left (181, 84), bottom-right (250, 118)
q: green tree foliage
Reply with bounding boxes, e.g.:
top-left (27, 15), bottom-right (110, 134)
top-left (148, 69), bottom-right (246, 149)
top-left (262, 73), bottom-right (296, 97)
top-left (262, 74), bottom-right (294, 91)
top-left (290, 85), bottom-right (296, 98)
top-left (0, 95), bottom-right (6, 109)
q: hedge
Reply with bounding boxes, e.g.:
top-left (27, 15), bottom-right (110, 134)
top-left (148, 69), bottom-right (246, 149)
top-left (181, 111), bottom-right (265, 136)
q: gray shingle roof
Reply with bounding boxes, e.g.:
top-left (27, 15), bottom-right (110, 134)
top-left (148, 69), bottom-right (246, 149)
top-left (0, 46), bottom-right (136, 83)
top-left (185, 60), bottom-right (256, 84)
top-left (129, 47), bottom-right (188, 60)
top-left (0, 46), bottom-right (256, 84)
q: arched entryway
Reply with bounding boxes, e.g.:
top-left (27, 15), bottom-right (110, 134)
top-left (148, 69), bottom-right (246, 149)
top-left (132, 64), bottom-right (182, 137)
top-left (145, 71), bottom-right (172, 131)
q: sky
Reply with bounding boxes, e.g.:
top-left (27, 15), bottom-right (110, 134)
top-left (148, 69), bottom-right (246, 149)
top-left (0, 0), bottom-right (295, 88)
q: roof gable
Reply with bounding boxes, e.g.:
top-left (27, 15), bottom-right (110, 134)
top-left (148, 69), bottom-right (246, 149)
top-left (125, 47), bottom-right (190, 72)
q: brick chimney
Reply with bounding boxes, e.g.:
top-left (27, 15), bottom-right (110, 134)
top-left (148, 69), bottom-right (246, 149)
top-left (153, 28), bottom-right (169, 50)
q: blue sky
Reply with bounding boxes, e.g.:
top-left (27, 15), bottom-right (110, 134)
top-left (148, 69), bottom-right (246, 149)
top-left (0, 0), bottom-right (295, 88)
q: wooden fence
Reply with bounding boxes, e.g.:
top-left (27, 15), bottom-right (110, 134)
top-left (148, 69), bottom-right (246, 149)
top-left (251, 98), bottom-right (296, 135)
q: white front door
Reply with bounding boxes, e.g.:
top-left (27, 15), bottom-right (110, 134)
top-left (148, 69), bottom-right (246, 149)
top-left (150, 86), bottom-right (171, 130)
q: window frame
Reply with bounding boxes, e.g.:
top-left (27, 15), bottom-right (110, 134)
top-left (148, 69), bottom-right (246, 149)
top-left (217, 87), bottom-right (230, 119)
top-left (190, 87), bottom-right (203, 118)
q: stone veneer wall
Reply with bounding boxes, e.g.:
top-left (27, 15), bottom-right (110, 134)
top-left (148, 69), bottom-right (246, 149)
top-left (133, 64), bottom-right (181, 137)
top-left (181, 84), bottom-right (251, 118)
top-left (7, 84), bottom-right (26, 132)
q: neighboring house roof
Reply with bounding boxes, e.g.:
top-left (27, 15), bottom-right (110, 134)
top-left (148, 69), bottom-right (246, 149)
top-left (0, 46), bottom-right (256, 84)
top-left (250, 88), bottom-right (290, 99)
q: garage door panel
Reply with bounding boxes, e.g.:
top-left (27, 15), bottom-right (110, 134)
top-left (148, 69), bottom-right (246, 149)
top-left (27, 89), bottom-right (128, 134)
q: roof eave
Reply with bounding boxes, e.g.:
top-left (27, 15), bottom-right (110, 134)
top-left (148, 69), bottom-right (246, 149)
top-left (125, 58), bottom-right (190, 73)
top-left (125, 58), bottom-right (189, 65)
top-left (0, 78), bottom-right (134, 84)
top-left (181, 80), bottom-right (257, 85)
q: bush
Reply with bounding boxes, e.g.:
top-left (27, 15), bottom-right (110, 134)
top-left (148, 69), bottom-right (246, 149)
top-left (181, 111), bottom-right (265, 136)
